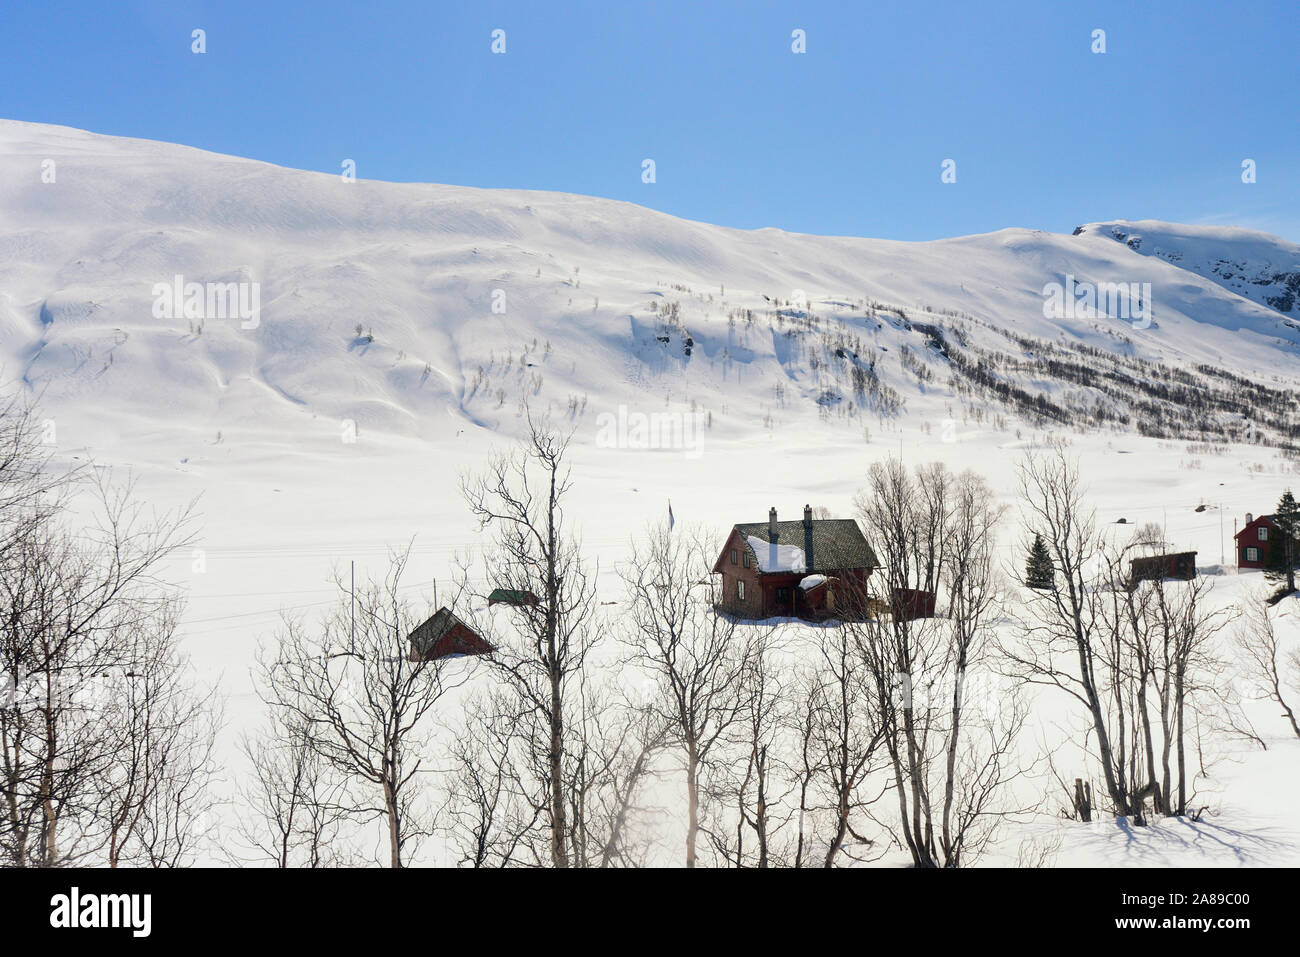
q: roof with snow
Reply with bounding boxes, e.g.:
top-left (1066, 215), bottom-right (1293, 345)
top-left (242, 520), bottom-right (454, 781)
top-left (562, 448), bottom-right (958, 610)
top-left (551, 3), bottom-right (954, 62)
top-left (732, 518), bottom-right (878, 574)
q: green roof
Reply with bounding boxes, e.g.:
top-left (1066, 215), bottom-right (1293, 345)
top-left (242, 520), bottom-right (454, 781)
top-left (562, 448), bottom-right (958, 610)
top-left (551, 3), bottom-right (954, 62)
top-left (487, 588), bottom-right (537, 605)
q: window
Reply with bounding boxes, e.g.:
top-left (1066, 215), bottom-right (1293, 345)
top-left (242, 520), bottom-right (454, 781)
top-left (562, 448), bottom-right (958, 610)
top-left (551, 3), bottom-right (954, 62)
top-left (742, 551), bottom-right (751, 568)
top-left (1246, 547), bottom-right (1260, 562)
top-left (775, 587), bottom-right (791, 604)
top-left (737, 580), bottom-right (745, 601)
top-left (730, 548), bottom-right (738, 565)
top-left (1258, 527), bottom-right (1268, 541)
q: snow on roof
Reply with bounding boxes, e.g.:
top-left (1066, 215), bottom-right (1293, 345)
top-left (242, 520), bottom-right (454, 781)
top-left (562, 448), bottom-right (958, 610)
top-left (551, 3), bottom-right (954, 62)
top-left (746, 535), bottom-right (806, 574)
top-left (798, 574), bottom-right (827, 591)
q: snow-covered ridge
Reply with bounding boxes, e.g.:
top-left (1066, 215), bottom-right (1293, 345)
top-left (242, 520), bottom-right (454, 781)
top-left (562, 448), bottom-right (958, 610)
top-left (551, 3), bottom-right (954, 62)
top-left (1078, 220), bottom-right (1300, 322)
top-left (1, 120), bottom-right (1297, 460)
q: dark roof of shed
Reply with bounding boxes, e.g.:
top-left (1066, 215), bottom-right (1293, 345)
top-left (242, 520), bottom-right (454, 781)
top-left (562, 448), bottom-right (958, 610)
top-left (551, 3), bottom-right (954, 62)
top-left (731, 518), bottom-right (879, 573)
top-left (488, 588), bottom-right (537, 605)
top-left (1130, 551), bottom-right (1197, 563)
top-left (408, 607), bottom-right (478, 656)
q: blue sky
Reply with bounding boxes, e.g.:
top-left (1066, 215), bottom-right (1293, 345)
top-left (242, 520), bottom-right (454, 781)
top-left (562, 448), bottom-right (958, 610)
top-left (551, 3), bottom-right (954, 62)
top-left (3, 0), bottom-right (1296, 241)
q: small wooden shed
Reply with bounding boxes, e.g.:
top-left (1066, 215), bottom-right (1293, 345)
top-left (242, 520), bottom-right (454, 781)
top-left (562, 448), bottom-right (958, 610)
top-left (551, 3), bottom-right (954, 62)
top-left (1128, 551), bottom-right (1197, 588)
top-left (890, 587), bottom-right (937, 621)
top-left (487, 588), bottom-right (539, 608)
top-left (407, 608), bottom-right (493, 662)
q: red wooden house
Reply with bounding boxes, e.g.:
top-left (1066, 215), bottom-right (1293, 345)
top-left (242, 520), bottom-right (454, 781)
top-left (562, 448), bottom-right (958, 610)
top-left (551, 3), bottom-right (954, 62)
top-left (712, 506), bottom-right (879, 621)
top-left (1235, 513), bottom-right (1298, 569)
top-left (407, 608), bottom-right (493, 662)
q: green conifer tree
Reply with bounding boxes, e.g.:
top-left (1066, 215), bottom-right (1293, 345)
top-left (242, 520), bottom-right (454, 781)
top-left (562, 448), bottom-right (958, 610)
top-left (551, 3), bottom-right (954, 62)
top-left (1265, 489), bottom-right (1299, 593)
top-left (1026, 533), bottom-right (1055, 590)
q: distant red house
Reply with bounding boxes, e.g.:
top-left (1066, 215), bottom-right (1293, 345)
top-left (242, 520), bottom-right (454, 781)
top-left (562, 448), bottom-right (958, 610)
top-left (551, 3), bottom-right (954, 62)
top-left (712, 506), bottom-right (879, 621)
top-left (1235, 513), bottom-right (1298, 569)
top-left (407, 608), bottom-right (493, 662)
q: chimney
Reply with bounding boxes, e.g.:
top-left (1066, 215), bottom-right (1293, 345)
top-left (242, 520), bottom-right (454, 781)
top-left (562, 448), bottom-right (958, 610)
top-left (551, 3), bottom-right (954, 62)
top-left (1246, 512), bottom-right (1253, 525)
top-left (803, 504), bottom-right (814, 572)
top-left (768, 507), bottom-right (777, 541)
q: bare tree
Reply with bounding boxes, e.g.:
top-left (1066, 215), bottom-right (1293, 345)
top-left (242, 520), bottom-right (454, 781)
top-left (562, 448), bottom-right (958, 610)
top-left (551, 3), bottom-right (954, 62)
top-left (0, 463), bottom-right (196, 867)
top-left (257, 548), bottom-right (460, 867)
top-left (97, 599), bottom-right (222, 867)
top-left (1236, 592), bottom-right (1300, 740)
top-left (1004, 444), bottom-right (1137, 819)
top-left (1009, 446), bottom-right (1236, 826)
top-left (853, 459), bottom-right (1026, 867)
top-left (566, 677), bottom-right (666, 868)
top-left (459, 413), bottom-right (598, 868)
top-left (803, 623), bottom-right (884, 867)
top-left (703, 623), bottom-right (793, 867)
top-left (619, 522), bottom-right (749, 867)
top-left (234, 712), bottom-right (356, 868)
top-left (444, 688), bottom-right (544, 868)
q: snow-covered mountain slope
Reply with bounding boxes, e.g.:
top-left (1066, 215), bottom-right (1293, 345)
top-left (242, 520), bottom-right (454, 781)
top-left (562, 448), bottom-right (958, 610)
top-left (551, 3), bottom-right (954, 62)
top-left (1, 119), bottom-right (1297, 466)
top-left (5, 122), bottom-right (1299, 868)
top-left (1079, 219), bottom-right (1300, 323)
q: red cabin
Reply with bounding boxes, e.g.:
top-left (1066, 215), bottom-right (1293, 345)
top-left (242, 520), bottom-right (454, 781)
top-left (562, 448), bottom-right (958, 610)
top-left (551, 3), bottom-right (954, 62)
top-left (712, 506), bottom-right (878, 621)
top-left (407, 608), bottom-right (493, 662)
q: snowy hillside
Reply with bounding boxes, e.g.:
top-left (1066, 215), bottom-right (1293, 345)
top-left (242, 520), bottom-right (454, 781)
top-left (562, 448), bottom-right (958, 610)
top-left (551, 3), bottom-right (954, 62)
top-left (2, 120), bottom-right (1298, 465)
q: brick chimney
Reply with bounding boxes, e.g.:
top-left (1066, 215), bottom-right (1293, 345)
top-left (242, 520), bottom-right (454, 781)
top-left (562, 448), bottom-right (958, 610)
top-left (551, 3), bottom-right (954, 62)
top-left (803, 504), bottom-right (814, 572)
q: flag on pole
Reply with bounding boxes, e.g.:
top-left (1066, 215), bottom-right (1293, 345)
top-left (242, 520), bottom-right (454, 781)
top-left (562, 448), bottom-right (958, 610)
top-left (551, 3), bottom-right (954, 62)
top-left (668, 499), bottom-right (675, 531)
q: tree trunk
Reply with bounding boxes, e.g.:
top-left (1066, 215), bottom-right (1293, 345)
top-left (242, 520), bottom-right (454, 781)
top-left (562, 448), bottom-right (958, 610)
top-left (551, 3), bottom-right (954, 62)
top-left (548, 660), bottom-right (568, 869)
top-left (384, 779), bottom-right (401, 868)
top-left (685, 746), bottom-right (698, 869)
top-left (1175, 673), bottom-right (1187, 816)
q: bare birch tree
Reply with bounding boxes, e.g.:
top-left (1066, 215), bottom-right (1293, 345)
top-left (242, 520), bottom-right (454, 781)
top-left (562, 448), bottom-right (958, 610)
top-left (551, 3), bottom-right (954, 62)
top-left (459, 413), bottom-right (598, 868)
top-left (1236, 593), bottom-right (1300, 740)
top-left (0, 465), bottom-right (196, 867)
top-left (257, 548), bottom-right (460, 867)
top-left (852, 459), bottom-right (1027, 866)
top-left (1004, 444), bottom-right (1137, 819)
top-left (96, 599), bottom-right (222, 867)
top-left (234, 712), bottom-right (356, 868)
top-left (619, 521), bottom-right (749, 867)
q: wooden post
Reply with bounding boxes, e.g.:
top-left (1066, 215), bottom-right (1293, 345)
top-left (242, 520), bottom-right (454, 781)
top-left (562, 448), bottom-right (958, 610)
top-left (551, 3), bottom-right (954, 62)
top-left (1074, 778), bottom-right (1093, 823)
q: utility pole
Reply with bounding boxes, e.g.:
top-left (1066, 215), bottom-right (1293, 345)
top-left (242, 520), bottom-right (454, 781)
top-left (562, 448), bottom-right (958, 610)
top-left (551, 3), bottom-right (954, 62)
top-left (351, 560), bottom-right (355, 641)
top-left (1220, 504), bottom-right (1225, 566)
